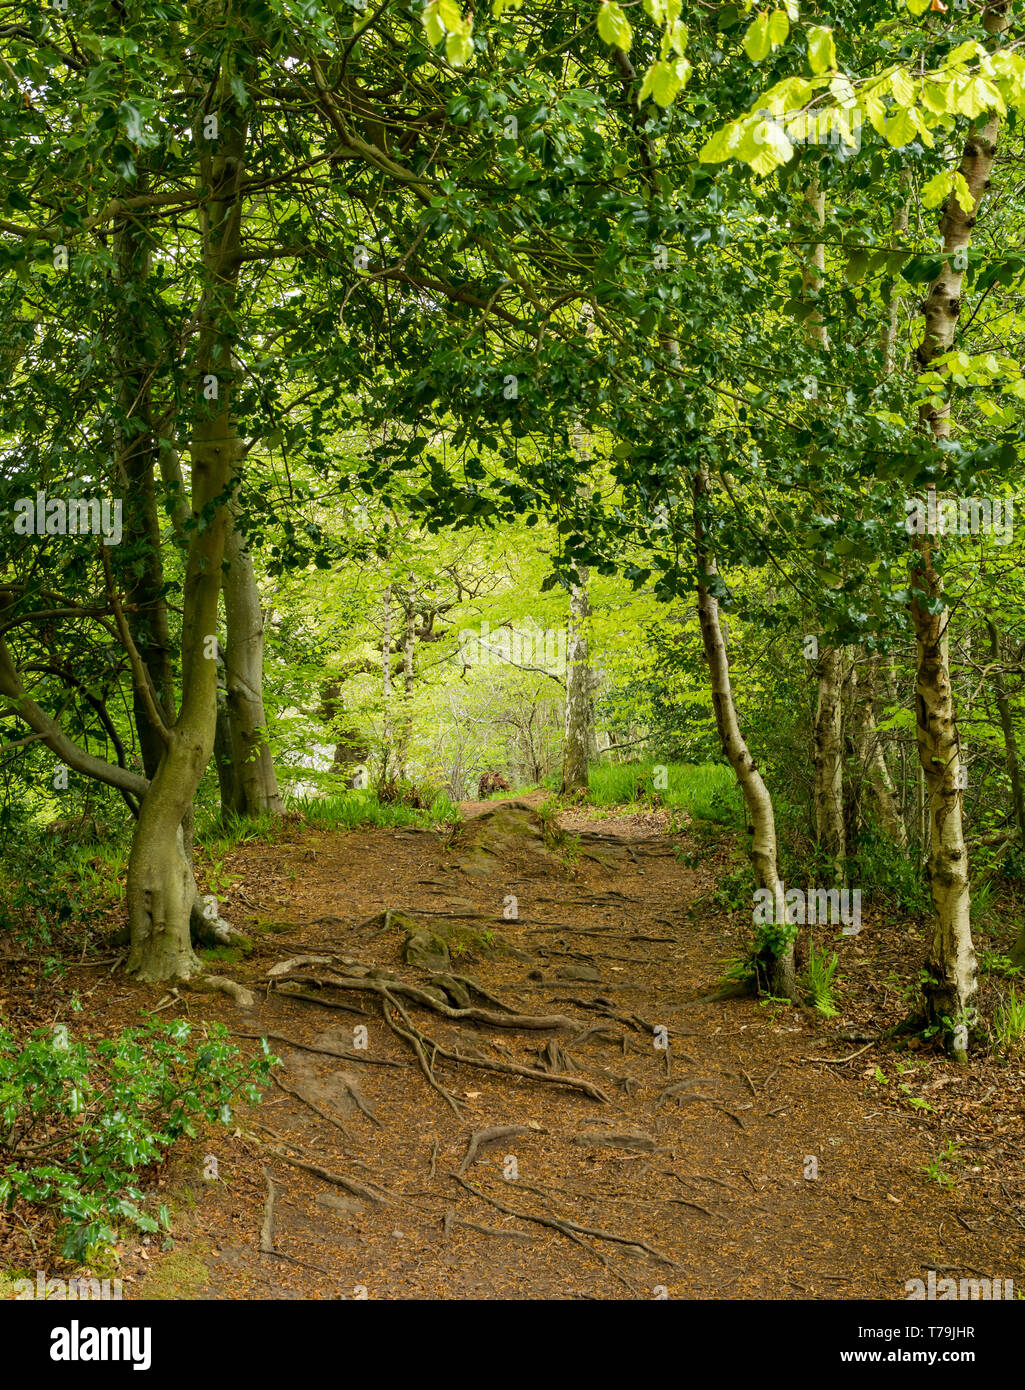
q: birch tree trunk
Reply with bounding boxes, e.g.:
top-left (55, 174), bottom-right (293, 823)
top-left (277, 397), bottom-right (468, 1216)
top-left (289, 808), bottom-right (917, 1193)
top-left (852, 655), bottom-right (908, 849)
top-left (562, 405), bottom-right (596, 793)
top-left (381, 584), bottom-right (394, 780)
top-left (562, 571), bottom-right (594, 793)
top-left (985, 619), bottom-right (1025, 844)
top-left (814, 644), bottom-right (847, 881)
top-left (693, 465), bottom-right (794, 999)
top-left (910, 3), bottom-right (1009, 1047)
top-left (802, 180), bottom-right (847, 882)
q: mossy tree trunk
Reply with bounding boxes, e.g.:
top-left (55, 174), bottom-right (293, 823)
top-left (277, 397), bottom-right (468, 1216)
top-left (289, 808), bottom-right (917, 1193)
top-left (126, 59), bottom-right (249, 981)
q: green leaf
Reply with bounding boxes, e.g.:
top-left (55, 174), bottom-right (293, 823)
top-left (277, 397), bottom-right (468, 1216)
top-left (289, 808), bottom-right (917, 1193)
top-left (740, 117), bottom-right (794, 176)
top-left (884, 107), bottom-right (918, 147)
top-left (921, 170), bottom-right (954, 209)
top-left (597, 1), bottom-right (633, 51)
top-left (640, 58), bottom-right (691, 107)
top-left (952, 171), bottom-right (974, 215)
top-left (743, 13), bottom-right (771, 63)
top-left (807, 25), bottom-right (836, 76)
top-left (699, 121), bottom-right (741, 164)
top-left (767, 10), bottom-right (790, 47)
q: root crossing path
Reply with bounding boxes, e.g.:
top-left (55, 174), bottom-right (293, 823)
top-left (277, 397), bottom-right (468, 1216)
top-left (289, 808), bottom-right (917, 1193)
top-left (116, 800), bottom-right (1023, 1300)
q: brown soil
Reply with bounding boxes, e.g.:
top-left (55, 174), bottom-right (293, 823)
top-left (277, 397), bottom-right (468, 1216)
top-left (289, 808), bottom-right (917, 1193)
top-left (3, 800), bottom-right (1024, 1300)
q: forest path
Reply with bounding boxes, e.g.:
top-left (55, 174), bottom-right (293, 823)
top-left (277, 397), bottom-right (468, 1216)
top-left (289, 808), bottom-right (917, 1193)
top-left (111, 802), bottom-right (1022, 1300)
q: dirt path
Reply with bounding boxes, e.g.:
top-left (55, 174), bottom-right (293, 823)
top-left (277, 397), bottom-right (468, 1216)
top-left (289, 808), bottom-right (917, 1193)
top-left (53, 803), bottom-right (1025, 1299)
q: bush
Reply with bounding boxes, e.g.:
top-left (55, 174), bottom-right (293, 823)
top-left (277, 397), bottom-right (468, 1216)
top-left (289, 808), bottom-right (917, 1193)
top-left (0, 1019), bottom-right (275, 1261)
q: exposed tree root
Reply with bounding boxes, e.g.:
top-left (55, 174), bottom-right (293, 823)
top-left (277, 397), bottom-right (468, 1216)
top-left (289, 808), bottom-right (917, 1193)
top-left (457, 1125), bottom-right (532, 1175)
top-left (272, 984), bottom-right (371, 1016)
top-left (452, 1175), bottom-right (679, 1271)
top-left (257, 1139), bottom-right (394, 1205)
top-left (232, 1029), bottom-right (407, 1067)
top-left (442, 1209), bottom-right (533, 1242)
top-left (273, 1067), bottom-right (380, 1130)
top-left (378, 989), bottom-right (613, 1108)
top-left (263, 967), bottom-right (582, 1031)
top-left (379, 993), bottom-right (464, 1118)
top-left (260, 1168), bottom-right (278, 1253)
top-left (536, 1040), bottom-right (577, 1073)
top-left (185, 974), bottom-right (255, 1008)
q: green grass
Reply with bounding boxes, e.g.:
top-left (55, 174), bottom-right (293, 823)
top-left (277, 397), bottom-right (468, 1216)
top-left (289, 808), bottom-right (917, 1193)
top-left (993, 989), bottom-right (1025, 1056)
top-left (294, 789), bottom-right (459, 831)
top-left (585, 760), bottom-right (738, 821)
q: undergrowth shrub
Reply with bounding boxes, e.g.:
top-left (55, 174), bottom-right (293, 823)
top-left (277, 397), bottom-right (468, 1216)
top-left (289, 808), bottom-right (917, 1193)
top-left (0, 1020), bottom-right (275, 1261)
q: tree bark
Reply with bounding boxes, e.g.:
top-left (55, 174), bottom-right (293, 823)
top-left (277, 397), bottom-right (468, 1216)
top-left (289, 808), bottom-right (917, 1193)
top-left (813, 644), bottom-right (847, 881)
top-left (910, 4), bottom-right (1009, 1047)
top-left (381, 583), bottom-right (394, 780)
top-left (693, 465), bottom-right (794, 999)
top-left (852, 655), bottom-right (908, 849)
top-left (562, 404), bottom-right (597, 794)
top-left (561, 571), bottom-right (594, 793)
top-left (985, 619), bottom-right (1025, 843)
top-left (222, 504), bottom-right (283, 815)
top-left (801, 180), bottom-right (847, 882)
top-left (126, 61), bottom-right (249, 981)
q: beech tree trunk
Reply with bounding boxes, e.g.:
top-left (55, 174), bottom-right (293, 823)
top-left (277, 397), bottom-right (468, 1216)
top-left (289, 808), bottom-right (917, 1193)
top-left (126, 65), bottom-right (249, 981)
top-left (113, 170), bottom-right (177, 776)
top-left (222, 505), bottom-right (283, 815)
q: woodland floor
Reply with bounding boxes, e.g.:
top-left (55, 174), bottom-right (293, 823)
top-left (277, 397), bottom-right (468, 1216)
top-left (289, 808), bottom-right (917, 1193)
top-left (3, 797), bottom-right (1025, 1301)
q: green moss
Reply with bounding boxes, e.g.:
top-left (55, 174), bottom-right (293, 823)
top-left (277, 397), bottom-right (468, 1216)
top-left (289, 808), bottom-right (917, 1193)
top-left (199, 944), bottom-right (246, 964)
top-left (137, 1240), bottom-right (212, 1301)
top-left (250, 918), bottom-right (298, 935)
top-left (0, 1268), bottom-right (34, 1299)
